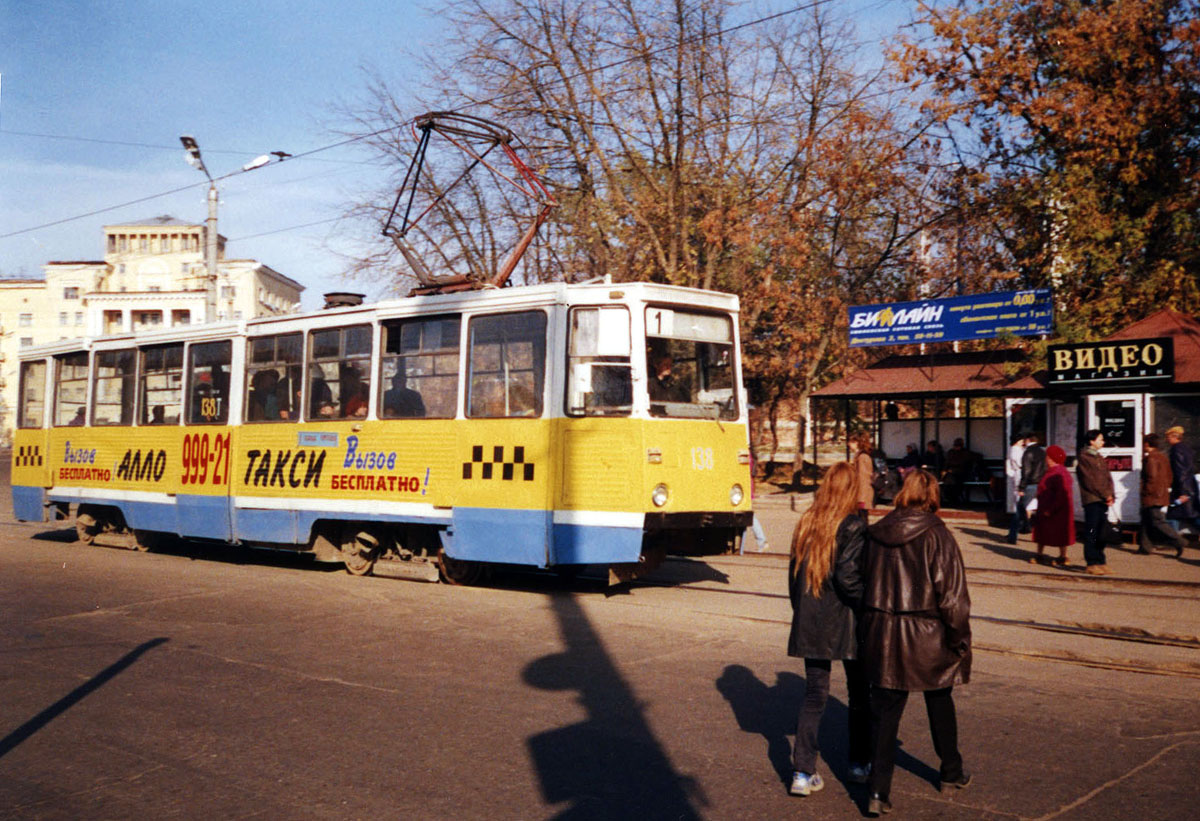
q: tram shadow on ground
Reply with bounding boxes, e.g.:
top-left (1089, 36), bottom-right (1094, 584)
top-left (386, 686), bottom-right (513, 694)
top-left (523, 593), bottom-right (706, 819)
top-left (30, 526), bottom-right (342, 574)
top-left (715, 664), bottom-right (939, 793)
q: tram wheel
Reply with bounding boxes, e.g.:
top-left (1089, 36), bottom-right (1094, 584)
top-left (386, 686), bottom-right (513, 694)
top-left (342, 528), bottom-right (383, 576)
top-left (438, 551), bottom-right (484, 586)
top-left (76, 510), bottom-right (100, 544)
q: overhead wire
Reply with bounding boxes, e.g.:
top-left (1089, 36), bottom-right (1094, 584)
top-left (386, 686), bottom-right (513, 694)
top-left (2, 0), bottom-right (859, 245)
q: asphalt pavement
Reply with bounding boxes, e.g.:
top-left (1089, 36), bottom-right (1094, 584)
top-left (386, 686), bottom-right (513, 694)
top-left (0, 471), bottom-right (1197, 819)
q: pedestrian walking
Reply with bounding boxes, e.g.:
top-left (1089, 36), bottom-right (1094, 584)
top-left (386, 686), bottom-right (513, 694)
top-left (786, 462), bottom-right (871, 797)
top-left (1031, 445), bottom-right (1074, 567)
top-left (854, 435), bottom-right (876, 523)
top-left (1007, 432), bottom-right (1045, 544)
top-left (860, 469), bottom-right (972, 816)
top-left (742, 451), bottom-right (769, 553)
top-left (1165, 425), bottom-right (1200, 540)
top-left (1138, 433), bottom-right (1184, 557)
top-left (1076, 429), bottom-right (1115, 575)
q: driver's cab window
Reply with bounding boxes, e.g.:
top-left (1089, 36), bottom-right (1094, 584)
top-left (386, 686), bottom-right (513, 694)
top-left (566, 307), bottom-right (631, 416)
top-left (644, 307), bottom-right (736, 420)
top-left (186, 340), bottom-right (232, 424)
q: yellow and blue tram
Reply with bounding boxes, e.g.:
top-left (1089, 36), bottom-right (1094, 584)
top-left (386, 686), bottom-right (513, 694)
top-left (11, 281), bottom-right (753, 582)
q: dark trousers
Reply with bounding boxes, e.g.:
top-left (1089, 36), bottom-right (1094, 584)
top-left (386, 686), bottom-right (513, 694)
top-left (1140, 505), bottom-right (1183, 551)
top-left (792, 658), bottom-right (870, 773)
top-left (1082, 501), bottom-right (1108, 566)
top-left (868, 686), bottom-right (963, 799)
top-left (1006, 485), bottom-right (1035, 540)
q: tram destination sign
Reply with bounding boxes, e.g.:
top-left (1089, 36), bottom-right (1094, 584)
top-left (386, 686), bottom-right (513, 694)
top-left (1048, 337), bottom-right (1174, 385)
top-left (847, 289), bottom-right (1052, 348)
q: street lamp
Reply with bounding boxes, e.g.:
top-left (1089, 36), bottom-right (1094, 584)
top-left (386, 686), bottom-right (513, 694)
top-left (180, 135), bottom-right (221, 323)
top-left (179, 136), bottom-right (281, 323)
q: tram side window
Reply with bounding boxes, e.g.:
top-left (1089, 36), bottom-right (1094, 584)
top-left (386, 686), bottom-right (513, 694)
top-left (53, 352), bottom-right (89, 427)
top-left (468, 311), bottom-right (546, 418)
top-left (140, 344), bottom-right (184, 425)
top-left (18, 360), bottom-right (47, 429)
top-left (187, 340), bottom-right (232, 424)
top-left (308, 324), bottom-right (371, 418)
top-left (566, 307), bottom-right (632, 416)
top-left (245, 333), bottom-right (301, 422)
top-left (380, 315), bottom-right (460, 419)
top-left (92, 349), bottom-right (136, 426)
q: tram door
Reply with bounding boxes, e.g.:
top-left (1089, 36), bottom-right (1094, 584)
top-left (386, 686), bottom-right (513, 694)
top-left (1087, 394), bottom-right (1142, 523)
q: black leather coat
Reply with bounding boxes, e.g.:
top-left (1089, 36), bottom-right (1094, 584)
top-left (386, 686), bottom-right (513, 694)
top-left (861, 508), bottom-right (971, 691)
top-left (787, 514), bottom-right (865, 660)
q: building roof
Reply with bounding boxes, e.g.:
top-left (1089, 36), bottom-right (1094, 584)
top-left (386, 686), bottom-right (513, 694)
top-left (812, 348), bottom-right (1028, 399)
top-left (0, 277), bottom-right (47, 285)
top-left (106, 215), bottom-right (197, 228)
top-left (1009, 308), bottom-right (1200, 390)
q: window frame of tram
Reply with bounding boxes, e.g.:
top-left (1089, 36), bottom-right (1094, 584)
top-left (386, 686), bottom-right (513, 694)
top-left (91, 348), bottom-right (137, 426)
top-left (186, 340), bottom-right (233, 425)
top-left (52, 351), bottom-right (90, 427)
top-left (308, 324), bottom-right (372, 420)
top-left (140, 343), bottom-right (184, 425)
top-left (466, 310), bottom-right (547, 419)
top-left (245, 332), bottom-right (302, 423)
top-left (565, 305), bottom-right (632, 417)
top-left (379, 314), bottom-right (461, 419)
top-left (18, 359), bottom-right (47, 429)
top-left (644, 305), bottom-right (738, 420)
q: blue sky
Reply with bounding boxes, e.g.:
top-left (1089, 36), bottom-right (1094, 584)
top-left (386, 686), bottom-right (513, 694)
top-left (0, 0), bottom-right (915, 309)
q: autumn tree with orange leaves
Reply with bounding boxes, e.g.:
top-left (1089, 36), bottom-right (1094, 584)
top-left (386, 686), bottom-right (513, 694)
top-left (343, 1), bottom-right (942, 461)
top-left (895, 0), bottom-right (1200, 339)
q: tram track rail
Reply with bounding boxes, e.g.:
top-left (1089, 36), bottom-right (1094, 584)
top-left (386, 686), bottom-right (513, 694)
top-left (627, 578), bottom-right (1200, 652)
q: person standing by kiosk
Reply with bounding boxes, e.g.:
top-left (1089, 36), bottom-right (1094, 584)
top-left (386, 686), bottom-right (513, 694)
top-left (1165, 426), bottom-right (1200, 541)
top-left (1139, 433), bottom-right (1184, 557)
top-left (1076, 429), bottom-right (1115, 575)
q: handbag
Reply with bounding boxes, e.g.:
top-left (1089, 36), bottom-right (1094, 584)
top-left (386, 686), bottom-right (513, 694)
top-left (1101, 507), bottom-right (1124, 545)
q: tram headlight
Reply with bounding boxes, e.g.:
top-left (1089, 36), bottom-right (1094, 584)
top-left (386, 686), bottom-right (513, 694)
top-left (730, 483), bottom-right (744, 506)
top-left (651, 483), bottom-right (670, 508)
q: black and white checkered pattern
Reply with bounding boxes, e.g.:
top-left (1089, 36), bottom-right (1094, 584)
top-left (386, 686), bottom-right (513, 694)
top-left (14, 445), bottom-right (43, 467)
top-left (462, 445), bottom-right (535, 481)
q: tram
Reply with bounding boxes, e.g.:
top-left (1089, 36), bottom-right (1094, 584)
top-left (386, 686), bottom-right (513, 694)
top-left (11, 281), bottom-right (753, 583)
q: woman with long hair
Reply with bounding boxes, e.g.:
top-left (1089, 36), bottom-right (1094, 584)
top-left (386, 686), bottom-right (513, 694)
top-left (787, 462), bottom-right (871, 797)
top-left (861, 469), bottom-right (972, 816)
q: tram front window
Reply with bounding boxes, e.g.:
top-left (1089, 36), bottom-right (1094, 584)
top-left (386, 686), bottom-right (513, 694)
top-left (645, 307), bottom-right (736, 420)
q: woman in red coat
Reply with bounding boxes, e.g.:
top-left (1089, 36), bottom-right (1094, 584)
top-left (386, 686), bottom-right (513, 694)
top-left (1031, 445), bottom-right (1075, 566)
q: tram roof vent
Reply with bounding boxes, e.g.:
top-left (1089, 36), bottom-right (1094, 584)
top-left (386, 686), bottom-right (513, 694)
top-left (323, 292), bottom-right (365, 309)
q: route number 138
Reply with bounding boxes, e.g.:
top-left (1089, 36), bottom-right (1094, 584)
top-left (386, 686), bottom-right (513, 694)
top-left (690, 447), bottom-right (714, 470)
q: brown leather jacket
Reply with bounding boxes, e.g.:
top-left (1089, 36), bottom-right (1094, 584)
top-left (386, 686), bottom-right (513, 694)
top-left (1076, 447), bottom-right (1114, 505)
top-left (861, 508), bottom-right (971, 691)
top-left (1142, 449), bottom-right (1172, 507)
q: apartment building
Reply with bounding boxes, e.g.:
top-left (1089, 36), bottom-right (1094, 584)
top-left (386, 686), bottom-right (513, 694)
top-left (0, 215), bottom-right (304, 438)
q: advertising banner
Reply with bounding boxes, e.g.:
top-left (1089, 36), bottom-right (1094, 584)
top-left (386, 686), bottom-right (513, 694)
top-left (848, 289), bottom-right (1053, 348)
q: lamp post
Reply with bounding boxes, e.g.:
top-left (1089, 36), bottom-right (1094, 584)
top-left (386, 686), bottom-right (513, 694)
top-left (180, 135), bottom-right (221, 323)
top-left (179, 136), bottom-right (279, 323)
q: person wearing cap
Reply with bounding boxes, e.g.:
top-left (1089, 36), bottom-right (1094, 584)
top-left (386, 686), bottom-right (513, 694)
top-left (1031, 445), bottom-right (1074, 566)
top-left (1076, 429), bottom-right (1115, 575)
top-left (1139, 433), bottom-right (1184, 557)
top-left (1165, 426), bottom-right (1200, 542)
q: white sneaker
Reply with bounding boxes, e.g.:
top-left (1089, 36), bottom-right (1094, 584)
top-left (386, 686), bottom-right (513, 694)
top-left (789, 771), bottom-right (824, 796)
